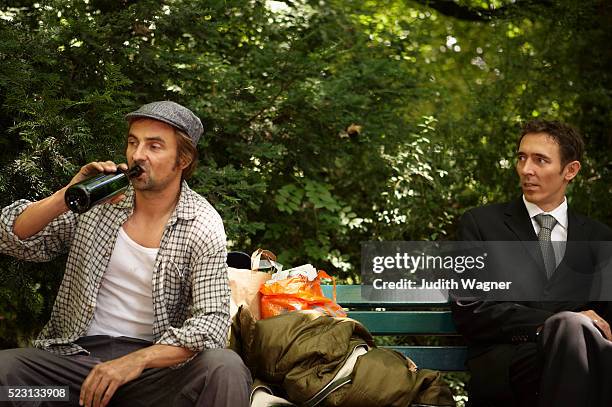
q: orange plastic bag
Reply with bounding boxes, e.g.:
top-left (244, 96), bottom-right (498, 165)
top-left (259, 270), bottom-right (347, 319)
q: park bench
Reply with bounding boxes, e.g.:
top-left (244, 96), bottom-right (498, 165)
top-left (321, 284), bottom-right (467, 371)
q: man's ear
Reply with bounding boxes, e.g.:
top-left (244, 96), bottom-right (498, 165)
top-left (178, 153), bottom-right (192, 170)
top-left (563, 160), bottom-right (581, 182)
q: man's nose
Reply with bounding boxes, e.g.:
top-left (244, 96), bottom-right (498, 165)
top-left (131, 145), bottom-right (147, 162)
top-left (520, 159), bottom-right (535, 176)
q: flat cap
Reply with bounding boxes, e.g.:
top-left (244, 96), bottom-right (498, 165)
top-left (125, 101), bottom-right (203, 146)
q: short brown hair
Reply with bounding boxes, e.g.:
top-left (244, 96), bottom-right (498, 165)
top-left (174, 129), bottom-right (198, 180)
top-left (518, 119), bottom-right (584, 167)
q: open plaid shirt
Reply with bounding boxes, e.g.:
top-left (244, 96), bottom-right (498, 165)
top-left (0, 181), bottom-right (229, 358)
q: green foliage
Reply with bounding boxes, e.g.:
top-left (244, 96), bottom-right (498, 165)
top-left (0, 0), bottom-right (611, 362)
top-left (444, 371), bottom-right (469, 407)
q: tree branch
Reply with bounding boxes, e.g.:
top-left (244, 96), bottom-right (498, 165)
top-left (409, 0), bottom-right (552, 21)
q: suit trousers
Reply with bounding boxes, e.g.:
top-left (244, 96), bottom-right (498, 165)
top-left (0, 336), bottom-right (252, 407)
top-left (470, 311), bottom-right (612, 407)
top-left (537, 311), bottom-right (612, 407)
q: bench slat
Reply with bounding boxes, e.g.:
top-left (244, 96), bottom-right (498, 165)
top-left (321, 285), bottom-right (448, 307)
top-left (387, 346), bottom-right (467, 371)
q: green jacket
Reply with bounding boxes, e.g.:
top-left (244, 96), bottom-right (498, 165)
top-left (231, 307), bottom-right (455, 407)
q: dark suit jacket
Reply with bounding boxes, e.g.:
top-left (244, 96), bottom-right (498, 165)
top-left (451, 197), bottom-right (612, 399)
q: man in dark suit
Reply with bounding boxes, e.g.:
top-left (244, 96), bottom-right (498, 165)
top-left (452, 120), bottom-right (612, 407)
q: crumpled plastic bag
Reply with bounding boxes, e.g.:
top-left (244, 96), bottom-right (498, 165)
top-left (260, 269), bottom-right (347, 319)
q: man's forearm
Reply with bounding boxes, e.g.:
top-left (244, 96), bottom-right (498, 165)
top-left (13, 187), bottom-right (69, 240)
top-left (13, 161), bottom-right (125, 240)
top-left (123, 344), bottom-right (196, 369)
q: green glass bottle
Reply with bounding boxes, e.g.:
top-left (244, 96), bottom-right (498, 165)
top-left (64, 165), bottom-right (143, 213)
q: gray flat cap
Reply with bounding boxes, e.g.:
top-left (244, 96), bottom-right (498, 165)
top-left (125, 101), bottom-right (203, 146)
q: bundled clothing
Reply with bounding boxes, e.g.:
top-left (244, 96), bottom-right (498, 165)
top-left (231, 307), bottom-right (455, 407)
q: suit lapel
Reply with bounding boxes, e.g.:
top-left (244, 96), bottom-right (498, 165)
top-left (547, 208), bottom-right (597, 302)
top-left (551, 208), bottom-right (587, 283)
top-left (503, 197), bottom-right (538, 241)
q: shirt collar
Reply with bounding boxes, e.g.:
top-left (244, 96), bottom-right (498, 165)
top-left (173, 180), bottom-right (197, 220)
top-left (522, 195), bottom-right (568, 230)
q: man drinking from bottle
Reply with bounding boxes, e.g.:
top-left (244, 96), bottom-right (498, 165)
top-left (0, 101), bottom-right (251, 407)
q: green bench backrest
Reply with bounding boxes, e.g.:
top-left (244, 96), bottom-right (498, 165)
top-left (321, 284), bottom-right (467, 371)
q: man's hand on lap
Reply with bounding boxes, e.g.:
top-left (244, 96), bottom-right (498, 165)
top-left (79, 353), bottom-right (145, 407)
top-left (579, 310), bottom-right (612, 340)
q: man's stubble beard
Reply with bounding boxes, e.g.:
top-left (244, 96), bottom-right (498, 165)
top-left (131, 156), bottom-right (182, 192)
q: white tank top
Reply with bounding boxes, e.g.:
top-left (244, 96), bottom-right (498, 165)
top-left (86, 227), bottom-right (158, 341)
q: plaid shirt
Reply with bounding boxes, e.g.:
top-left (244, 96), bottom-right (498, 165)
top-left (0, 181), bottom-right (229, 358)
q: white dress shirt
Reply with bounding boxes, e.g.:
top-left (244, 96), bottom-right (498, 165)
top-left (523, 195), bottom-right (567, 266)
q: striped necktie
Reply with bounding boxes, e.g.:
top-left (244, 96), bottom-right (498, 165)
top-left (534, 213), bottom-right (558, 279)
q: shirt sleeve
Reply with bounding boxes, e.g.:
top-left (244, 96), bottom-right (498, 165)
top-left (0, 200), bottom-right (76, 262)
top-left (156, 215), bottom-right (230, 355)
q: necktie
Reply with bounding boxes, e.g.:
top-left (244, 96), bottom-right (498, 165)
top-left (534, 213), bottom-right (558, 278)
